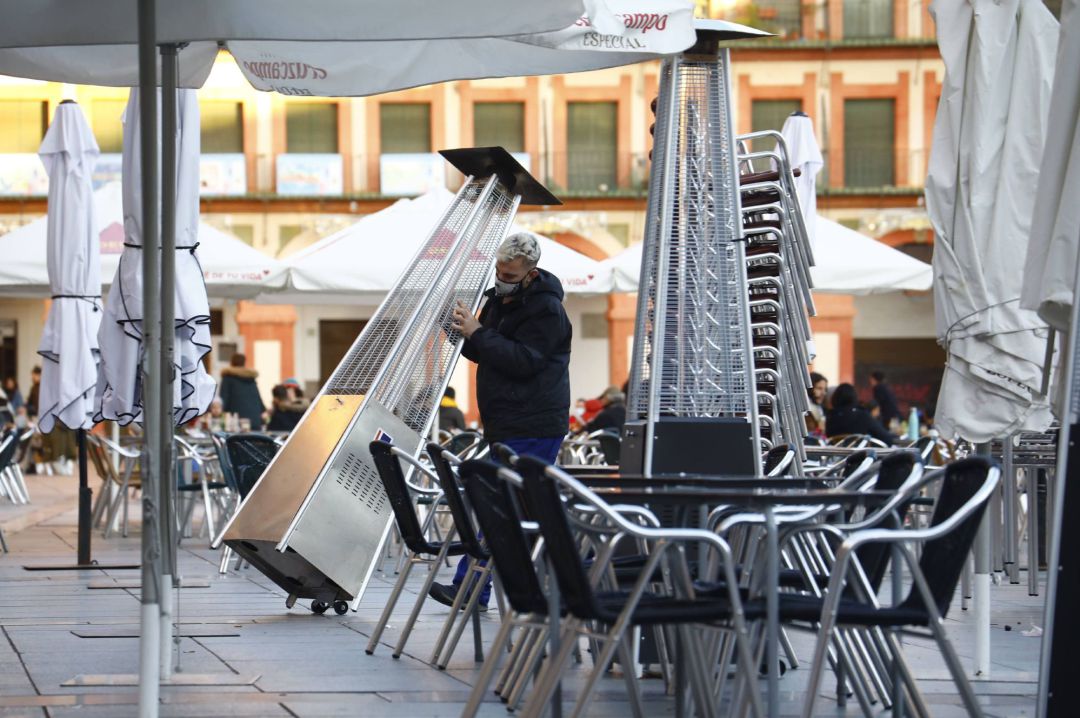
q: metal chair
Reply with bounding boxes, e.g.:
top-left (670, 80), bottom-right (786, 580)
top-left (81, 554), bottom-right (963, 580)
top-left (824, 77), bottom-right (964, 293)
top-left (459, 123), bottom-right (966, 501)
top-left (365, 440), bottom-right (463, 656)
top-left (87, 434), bottom-right (141, 538)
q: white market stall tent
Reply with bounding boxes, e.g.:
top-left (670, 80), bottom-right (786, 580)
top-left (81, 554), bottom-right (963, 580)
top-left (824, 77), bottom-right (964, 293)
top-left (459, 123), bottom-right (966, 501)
top-left (272, 187), bottom-right (613, 303)
top-left (603, 214), bottom-right (933, 295)
top-left (0, 182), bottom-right (287, 300)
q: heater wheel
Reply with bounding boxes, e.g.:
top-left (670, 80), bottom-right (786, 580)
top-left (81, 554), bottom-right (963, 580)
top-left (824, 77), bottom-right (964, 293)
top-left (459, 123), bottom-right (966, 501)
top-left (333, 600), bottom-right (349, 615)
top-left (311, 600), bottom-right (330, 615)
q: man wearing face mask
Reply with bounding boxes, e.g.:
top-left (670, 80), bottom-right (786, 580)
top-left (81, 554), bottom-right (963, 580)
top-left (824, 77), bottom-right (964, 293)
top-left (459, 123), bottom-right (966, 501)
top-left (429, 231), bottom-right (572, 611)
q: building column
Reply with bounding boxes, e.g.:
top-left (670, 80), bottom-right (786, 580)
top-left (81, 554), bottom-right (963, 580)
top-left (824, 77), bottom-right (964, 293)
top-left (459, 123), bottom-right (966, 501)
top-left (607, 294), bottom-right (637, 387)
top-left (808, 294), bottom-right (856, 385)
top-left (234, 301), bottom-right (298, 381)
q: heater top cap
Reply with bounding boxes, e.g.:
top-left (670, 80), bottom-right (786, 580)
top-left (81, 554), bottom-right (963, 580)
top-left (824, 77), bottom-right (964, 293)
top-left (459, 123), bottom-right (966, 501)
top-left (439, 147), bottom-right (561, 207)
top-left (687, 19), bottom-right (772, 54)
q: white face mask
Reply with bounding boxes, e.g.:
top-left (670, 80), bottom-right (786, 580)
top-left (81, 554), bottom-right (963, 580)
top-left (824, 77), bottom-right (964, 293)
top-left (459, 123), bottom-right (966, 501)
top-left (493, 278), bottom-right (523, 296)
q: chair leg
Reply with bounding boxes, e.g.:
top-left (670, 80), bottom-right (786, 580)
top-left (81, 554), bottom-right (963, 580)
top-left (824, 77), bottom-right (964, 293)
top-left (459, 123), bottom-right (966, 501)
top-left (218, 545), bottom-right (233, 575)
top-left (392, 542), bottom-right (454, 659)
top-left (504, 627), bottom-right (549, 710)
top-left (461, 614), bottom-right (519, 718)
top-left (0, 524), bottom-right (8, 553)
top-left (200, 480), bottom-right (216, 540)
top-left (519, 620), bottom-right (582, 718)
top-left (366, 554), bottom-right (418, 655)
top-left (434, 561), bottom-right (490, 668)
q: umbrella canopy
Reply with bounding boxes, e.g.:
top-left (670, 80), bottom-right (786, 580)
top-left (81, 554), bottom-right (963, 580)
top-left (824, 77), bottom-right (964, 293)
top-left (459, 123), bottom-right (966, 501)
top-left (1021, 0), bottom-right (1080, 339)
top-left (926, 0), bottom-right (1059, 442)
top-left (779, 113), bottom-right (824, 250)
top-left (95, 89), bottom-right (215, 426)
top-left (0, 1), bottom-right (715, 96)
top-left (0, 183), bottom-right (286, 299)
top-left (603, 215), bottom-right (932, 294)
top-left (35, 101), bottom-right (101, 433)
top-left (275, 187), bottom-right (612, 303)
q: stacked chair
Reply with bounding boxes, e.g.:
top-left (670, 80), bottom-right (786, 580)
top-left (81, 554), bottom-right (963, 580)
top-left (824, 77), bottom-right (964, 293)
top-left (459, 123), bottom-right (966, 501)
top-left (736, 131), bottom-right (816, 463)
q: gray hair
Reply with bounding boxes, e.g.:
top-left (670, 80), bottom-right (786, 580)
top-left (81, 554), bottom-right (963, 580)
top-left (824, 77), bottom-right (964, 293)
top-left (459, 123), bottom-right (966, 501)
top-left (496, 232), bottom-right (541, 268)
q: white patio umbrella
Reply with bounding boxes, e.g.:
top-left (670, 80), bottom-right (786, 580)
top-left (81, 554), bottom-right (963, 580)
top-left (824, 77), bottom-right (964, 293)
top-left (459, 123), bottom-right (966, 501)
top-left (276, 187), bottom-right (612, 302)
top-left (36, 101), bottom-right (101, 434)
top-left (779, 112), bottom-right (824, 250)
top-left (602, 215), bottom-right (931, 294)
top-left (925, 0), bottom-right (1059, 445)
top-left (0, 183), bottom-right (287, 300)
top-left (95, 89), bottom-right (215, 427)
top-left (0, 1), bottom-right (701, 95)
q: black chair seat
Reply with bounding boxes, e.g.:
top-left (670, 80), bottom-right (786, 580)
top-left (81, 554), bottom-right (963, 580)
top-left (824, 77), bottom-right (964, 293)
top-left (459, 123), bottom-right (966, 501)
top-left (407, 538), bottom-right (470, 558)
top-left (774, 593), bottom-right (930, 627)
top-left (594, 590), bottom-right (755, 625)
top-left (178, 481), bottom-right (229, 492)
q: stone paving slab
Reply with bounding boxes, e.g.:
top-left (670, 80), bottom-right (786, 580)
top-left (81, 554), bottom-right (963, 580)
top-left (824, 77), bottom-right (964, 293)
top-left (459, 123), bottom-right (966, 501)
top-left (0, 496), bottom-right (1047, 717)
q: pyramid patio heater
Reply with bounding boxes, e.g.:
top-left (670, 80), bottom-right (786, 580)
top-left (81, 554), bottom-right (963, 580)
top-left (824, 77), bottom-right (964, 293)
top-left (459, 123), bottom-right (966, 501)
top-left (220, 148), bottom-right (558, 611)
top-left (622, 23), bottom-right (767, 478)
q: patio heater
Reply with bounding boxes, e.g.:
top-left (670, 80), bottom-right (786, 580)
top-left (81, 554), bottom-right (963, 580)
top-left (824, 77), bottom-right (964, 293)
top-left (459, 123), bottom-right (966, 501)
top-left (219, 148), bottom-right (558, 611)
top-left (622, 23), bottom-right (762, 477)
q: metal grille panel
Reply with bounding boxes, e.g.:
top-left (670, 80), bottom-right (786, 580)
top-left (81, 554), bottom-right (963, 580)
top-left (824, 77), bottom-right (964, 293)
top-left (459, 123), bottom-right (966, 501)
top-left (627, 53), bottom-right (755, 423)
top-left (372, 181), bottom-right (517, 433)
top-left (325, 182), bottom-right (486, 395)
top-left (334, 452), bottom-right (388, 515)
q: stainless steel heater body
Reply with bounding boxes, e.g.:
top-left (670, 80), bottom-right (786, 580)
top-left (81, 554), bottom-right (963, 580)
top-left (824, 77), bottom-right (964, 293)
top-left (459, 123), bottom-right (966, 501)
top-left (622, 33), bottom-right (763, 477)
top-left (220, 148), bottom-right (557, 605)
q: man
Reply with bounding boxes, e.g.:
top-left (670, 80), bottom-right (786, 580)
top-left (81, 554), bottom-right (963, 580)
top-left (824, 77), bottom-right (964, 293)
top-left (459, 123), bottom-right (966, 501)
top-left (869, 370), bottom-right (902, 430)
top-left (429, 231), bottom-right (572, 611)
top-left (581, 385), bottom-right (626, 434)
top-left (437, 387), bottom-right (466, 433)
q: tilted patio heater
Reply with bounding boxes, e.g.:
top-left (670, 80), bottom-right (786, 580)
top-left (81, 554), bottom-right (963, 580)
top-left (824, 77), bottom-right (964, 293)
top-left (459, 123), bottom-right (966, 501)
top-left (220, 148), bottom-right (558, 609)
top-left (622, 24), bottom-right (765, 477)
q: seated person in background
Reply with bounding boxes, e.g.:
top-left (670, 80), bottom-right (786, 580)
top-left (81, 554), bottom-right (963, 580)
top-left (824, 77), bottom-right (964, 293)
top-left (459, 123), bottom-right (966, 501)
top-left (267, 384), bottom-right (309, 432)
top-left (804, 371), bottom-right (828, 438)
top-left (826, 383), bottom-right (897, 445)
top-left (438, 387), bottom-right (467, 433)
top-left (581, 386), bottom-right (626, 434)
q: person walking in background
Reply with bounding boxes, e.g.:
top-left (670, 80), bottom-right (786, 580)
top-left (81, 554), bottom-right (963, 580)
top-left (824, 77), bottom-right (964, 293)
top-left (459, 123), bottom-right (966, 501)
top-left (870, 370), bottom-right (902, 430)
top-left (219, 353), bottom-right (265, 431)
top-left (805, 372), bottom-right (828, 438)
top-left (438, 386), bottom-right (467, 433)
top-left (827, 383), bottom-right (897, 445)
top-left (25, 366), bottom-right (41, 419)
top-left (3, 377), bottom-right (23, 413)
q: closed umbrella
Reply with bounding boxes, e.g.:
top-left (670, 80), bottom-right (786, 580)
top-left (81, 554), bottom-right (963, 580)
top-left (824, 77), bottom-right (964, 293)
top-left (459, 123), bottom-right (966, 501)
top-left (36, 100), bottom-right (100, 568)
top-left (779, 112), bottom-right (824, 250)
top-left (37, 101), bottom-right (101, 435)
top-left (925, 0), bottom-right (1058, 685)
top-left (926, 0), bottom-right (1059, 444)
top-left (95, 88), bottom-right (215, 427)
top-left (1017, 0), bottom-right (1080, 711)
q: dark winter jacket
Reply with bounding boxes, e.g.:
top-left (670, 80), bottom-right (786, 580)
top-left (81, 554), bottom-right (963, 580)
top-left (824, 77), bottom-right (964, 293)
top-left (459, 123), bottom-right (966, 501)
top-left (826, 405), bottom-right (897, 445)
top-left (219, 366), bottom-right (265, 430)
top-left (873, 382), bottom-right (902, 427)
top-left (460, 268), bottom-right (572, 442)
top-left (584, 401), bottom-right (626, 434)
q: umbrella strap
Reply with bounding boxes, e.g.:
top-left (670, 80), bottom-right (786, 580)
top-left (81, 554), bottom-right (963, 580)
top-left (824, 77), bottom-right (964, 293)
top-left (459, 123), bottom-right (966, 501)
top-left (51, 294), bottom-right (102, 310)
top-left (123, 242), bottom-right (200, 253)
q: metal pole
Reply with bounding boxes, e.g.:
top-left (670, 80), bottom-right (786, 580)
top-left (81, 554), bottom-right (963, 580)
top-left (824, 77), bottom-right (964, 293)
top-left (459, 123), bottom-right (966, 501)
top-left (137, 0), bottom-right (161, 714)
top-left (1003, 437), bottom-right (1019, 583)
top-left (158, 43), bottom-right (178, 681)
top-left (76, 429), bottom-right (91, 565)
top-left (973, 442), bottom-right (992, 678)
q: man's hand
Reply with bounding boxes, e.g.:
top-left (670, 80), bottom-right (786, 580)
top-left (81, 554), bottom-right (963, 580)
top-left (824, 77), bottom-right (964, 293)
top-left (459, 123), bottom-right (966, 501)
top-left (451, 300), bottom-right (481, 338)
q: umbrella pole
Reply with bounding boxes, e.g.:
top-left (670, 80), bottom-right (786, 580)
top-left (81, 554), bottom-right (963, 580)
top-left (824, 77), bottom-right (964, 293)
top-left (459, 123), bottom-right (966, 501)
top-left (973, 442), bottom-right (992, 678)
top-left (136, 0), bottom-right (161, 714)
top-left (158, 42), bottom-right (179, 681)
top-left (76, 429), bottom-right (91, 565)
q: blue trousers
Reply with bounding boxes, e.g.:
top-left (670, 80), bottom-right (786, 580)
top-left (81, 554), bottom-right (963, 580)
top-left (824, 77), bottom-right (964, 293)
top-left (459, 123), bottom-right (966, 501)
top-left (451, 436), bottom-right (563, 605)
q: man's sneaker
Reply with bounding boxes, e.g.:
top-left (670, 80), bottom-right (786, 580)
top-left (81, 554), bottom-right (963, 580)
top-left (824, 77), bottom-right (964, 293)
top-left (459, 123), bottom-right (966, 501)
top-left (428, 582), bottom-right (488, 612)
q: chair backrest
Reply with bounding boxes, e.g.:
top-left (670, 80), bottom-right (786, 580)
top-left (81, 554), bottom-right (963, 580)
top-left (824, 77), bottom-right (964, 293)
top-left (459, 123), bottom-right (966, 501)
top-left (594, 430), bottom-right (621, 466)
top-left (853, 450), bottom-right (919, 593)
top-left (444, 431), bottom-right (486, 458)
top-left (899, 456), bottom-right (996, 618)
top-left (763, 443), bottom-right (793, 476)
top-left (841, 449), bottom-right (874, 478)
top-left (426, 442), bottom-right (487, 560)
top-left (515, 455), bottom-right (602, 621)
top-left (211, 432), bottom-right (239, 493)
top-left (223, 433), bottom-right (279, 499)
top-left (0, 431), bottom-right (17, 471)
top-left (369, 440), bottom-right (431, 555)
top-left (459, 459), bottom-right (549, 615)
